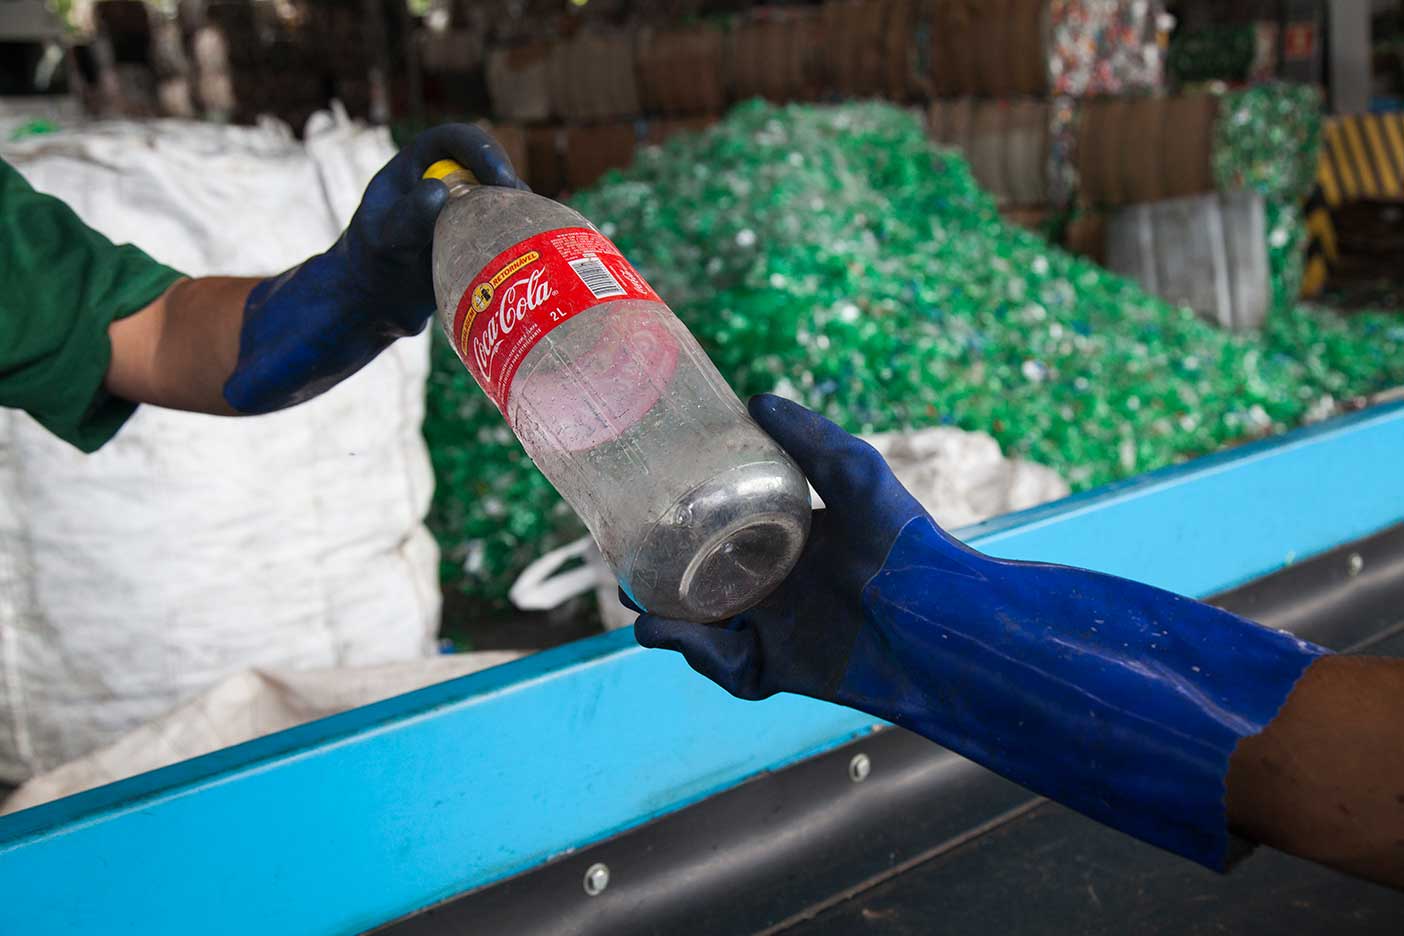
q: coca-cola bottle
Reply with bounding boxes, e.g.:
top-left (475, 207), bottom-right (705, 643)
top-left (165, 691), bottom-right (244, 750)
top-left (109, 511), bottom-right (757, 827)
top-left (425, 160), bottom-right (811, 622)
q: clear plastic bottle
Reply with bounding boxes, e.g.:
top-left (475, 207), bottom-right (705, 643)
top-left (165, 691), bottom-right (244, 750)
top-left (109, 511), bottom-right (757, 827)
top-left (427, 162), bottom-right (811, 622)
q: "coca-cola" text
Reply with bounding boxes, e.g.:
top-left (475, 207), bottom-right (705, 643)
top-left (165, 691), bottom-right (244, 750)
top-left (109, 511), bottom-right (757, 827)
top-left (471, 267), bottom-right (558, 375)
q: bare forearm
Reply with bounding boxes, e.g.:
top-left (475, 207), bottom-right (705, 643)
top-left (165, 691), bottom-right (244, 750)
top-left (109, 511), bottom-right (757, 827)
top-left (1227, 654), bottom-right (1404, 887)
top-left (104, 276), bottom-right (257, 416)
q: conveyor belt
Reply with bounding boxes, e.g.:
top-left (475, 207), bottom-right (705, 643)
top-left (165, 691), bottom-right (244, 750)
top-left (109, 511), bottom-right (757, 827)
top-left (378, 523), bottom-right (1404, 936)
top-left (789, 641), bottom-right (1404, 936)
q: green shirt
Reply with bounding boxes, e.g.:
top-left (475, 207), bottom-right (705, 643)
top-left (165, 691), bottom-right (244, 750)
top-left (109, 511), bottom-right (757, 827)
top-left (0, 157), bottom-right (185, 452)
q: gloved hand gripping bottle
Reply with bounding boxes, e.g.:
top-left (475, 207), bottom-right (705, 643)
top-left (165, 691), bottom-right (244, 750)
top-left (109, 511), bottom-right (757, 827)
top-left (424, 160), bottom-right (811, 622)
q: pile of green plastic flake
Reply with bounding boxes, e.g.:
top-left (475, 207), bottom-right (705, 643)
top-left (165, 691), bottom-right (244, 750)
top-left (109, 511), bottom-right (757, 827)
top-left (425, 100), bottom-right (1404, 611)
top-left (1213, 82), bottom-right (1324, 322)
top-left (1265, 199), bottom-right (1308, 313)
top-left (1213, 82), bottom-right (1323, 204)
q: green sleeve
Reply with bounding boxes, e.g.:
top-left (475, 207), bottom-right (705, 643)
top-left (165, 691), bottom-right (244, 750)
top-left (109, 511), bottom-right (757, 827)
top-left (0, 157), bottom-right (186, 452)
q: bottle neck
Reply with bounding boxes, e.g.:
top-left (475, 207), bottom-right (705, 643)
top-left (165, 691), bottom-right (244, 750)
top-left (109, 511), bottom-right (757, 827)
top-left (441, 169), bottom-right (478, 198)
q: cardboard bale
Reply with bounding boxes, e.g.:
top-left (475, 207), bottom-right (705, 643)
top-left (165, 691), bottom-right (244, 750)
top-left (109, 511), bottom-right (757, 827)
top-left (565, 122), bottom-right (637, 192)
top-left (1093, 97), bottom-right (1130, 206)
top-left (727, 8), bottom-right (822, 104)
top-left (974, 0), bottom-right (1014, 96)
top-left (486, 43), bottom-right (552, 123)
top-left (927, 96), bottom-right (975, 148)
top-left (1161, 93), bottom-right (1218, 200)
top-left (797, 10), bottom-right (829, 100)
top-left (636, 27), bottom-right (681, 114)
top-left (526, 126), bottom-right (566, 196)
top-left (1062, 210), bottom-right (1106, 264)
top-left (856, 0), bottom-right (890, 95)
top-left (930, 0), bottom-right (981, 95)
top-left (726, 16), bottom-right (761, 101)
top-left (757, 18), bottom-right (785, 100)
top-left (1001, 205), bottom-right (1051, 233)
top-left (820, 0), bottom-right (852, 95)
top-left (1076, 94), bottom-right (1217, 207)
top-left (882, 0), bottom-right (914, 100)
top-left (785, 8), bottom-right (827, 101)
top-left (1005, 98), bottom-right (1049, 206)
top-left (1075, 97), bottom-right (1113, 205)
top-left (645, 115), bottom-right (721, 146)
top-left (479, 121), bottom-right (528, 183)
top-left (967, 101), bottom-right (1009, 201)
top-left (422, 29), bottom-right (482, 73)
top-left (821, 0), bottom-right (888, 97)
top-left (588, 31), bottom-right (640, 120)
top-left (682, 25), bottom-right (727, 113)
top-left (546, 39), bottom-right (584, 122)
top-left (929, 98), bottom-right (1047, 207)
top-left (1120, 95), bottom-right (1166, 205)
top-left (1010, 0), bottom-right (1048, 95)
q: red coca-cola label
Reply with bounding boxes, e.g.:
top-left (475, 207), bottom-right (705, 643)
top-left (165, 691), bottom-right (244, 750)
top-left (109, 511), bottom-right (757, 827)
top-left (450, 227), bottom-right (662, 414)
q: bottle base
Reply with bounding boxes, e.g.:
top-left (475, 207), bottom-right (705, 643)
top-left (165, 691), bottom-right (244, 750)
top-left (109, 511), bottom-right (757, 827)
top-left (676, 510), bottom-right (810, 622)
top-left (626, 459), bottom-right (812, 623)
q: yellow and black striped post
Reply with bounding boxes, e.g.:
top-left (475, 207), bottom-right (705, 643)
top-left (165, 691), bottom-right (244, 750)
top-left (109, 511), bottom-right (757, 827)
top-left (1317, 113), bottom-right (1404, 208)
top-left (1301, 185), bottom-right (1336, 298)
top-left (1304, 112), bottom-right (1404, 298)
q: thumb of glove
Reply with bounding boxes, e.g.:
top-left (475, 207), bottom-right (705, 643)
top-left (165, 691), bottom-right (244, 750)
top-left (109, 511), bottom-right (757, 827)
top-left (634, 616), bottom-right (770, 701)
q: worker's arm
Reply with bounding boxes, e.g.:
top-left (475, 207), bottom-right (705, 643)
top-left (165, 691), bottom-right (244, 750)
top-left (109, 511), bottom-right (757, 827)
top-left (1228, 654), bottom-right (1404, 887)
top-left (104, 276), bottom-right (252, 415)
top-left (632, 395), bottom-right (1402, 886)
top-left (104, 124), bottom-right (525, 417)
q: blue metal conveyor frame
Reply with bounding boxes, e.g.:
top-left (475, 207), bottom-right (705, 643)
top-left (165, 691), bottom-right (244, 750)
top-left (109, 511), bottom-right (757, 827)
top-left (2, 402), bottom-right (1403, 935)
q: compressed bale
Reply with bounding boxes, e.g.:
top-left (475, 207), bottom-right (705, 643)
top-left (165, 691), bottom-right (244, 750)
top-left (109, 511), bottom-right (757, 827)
top-left (975, 0), bottom-right (1015, 96)
top-left (486, 43), bottom-right (551, 123)
top-left (968, 101), bottom-right (1010, 202)
top-left (1005, 98), bottom-right (1049, 206)
top-left (1120, 96), bottom-right (1166, 204)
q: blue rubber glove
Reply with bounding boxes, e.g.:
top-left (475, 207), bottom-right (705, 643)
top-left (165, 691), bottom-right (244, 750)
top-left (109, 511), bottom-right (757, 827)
top-left (634, 394), bottom-right (1328, 870)
top-left (223, 124), bottom-right (527, 414)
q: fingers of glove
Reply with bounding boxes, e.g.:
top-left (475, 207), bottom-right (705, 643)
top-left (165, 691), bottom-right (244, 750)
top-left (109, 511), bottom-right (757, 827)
top-left (748, 394), bottom-right (921, 521)
top-left (378, 178), bottom-right (450, 254)
top-left (410, 123), bottom-right (522, 189)
top-left (634, 615), bottom-right (769, 700)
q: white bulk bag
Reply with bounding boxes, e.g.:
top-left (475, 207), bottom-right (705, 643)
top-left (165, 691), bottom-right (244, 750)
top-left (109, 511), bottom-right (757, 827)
top-left (0, 108), bottom-right (439, 783)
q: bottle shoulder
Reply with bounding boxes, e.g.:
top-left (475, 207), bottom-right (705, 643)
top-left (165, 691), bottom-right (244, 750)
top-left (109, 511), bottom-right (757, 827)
top-left (437, 188), bottom-right (595, 257)
top-left (443, 186), bottom-right (587, 227)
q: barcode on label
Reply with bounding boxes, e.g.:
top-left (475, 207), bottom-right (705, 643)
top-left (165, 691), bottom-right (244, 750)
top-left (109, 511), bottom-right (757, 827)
top-left (568, 256), bottom-right (626, 299)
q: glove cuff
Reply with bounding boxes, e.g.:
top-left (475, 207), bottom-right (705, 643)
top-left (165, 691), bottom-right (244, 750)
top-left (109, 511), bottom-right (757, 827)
top-left (845, 515), bottom-right (1327, 870)
top-left (223, 253), bottom-right (391, 414)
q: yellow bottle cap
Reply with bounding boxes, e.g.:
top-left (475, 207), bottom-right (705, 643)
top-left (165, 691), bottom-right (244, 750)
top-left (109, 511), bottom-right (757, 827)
top-left (423, 159), bottom-right (479, 183)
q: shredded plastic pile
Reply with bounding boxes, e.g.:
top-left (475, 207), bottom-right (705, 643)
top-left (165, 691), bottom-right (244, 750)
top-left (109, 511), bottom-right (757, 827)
top-left (426, 101), bottom-right (1404, 610)
top-left (1214, 82), bottom-right (1324, 308)
top-left (1213, 83), bottom-right (1323, 203)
